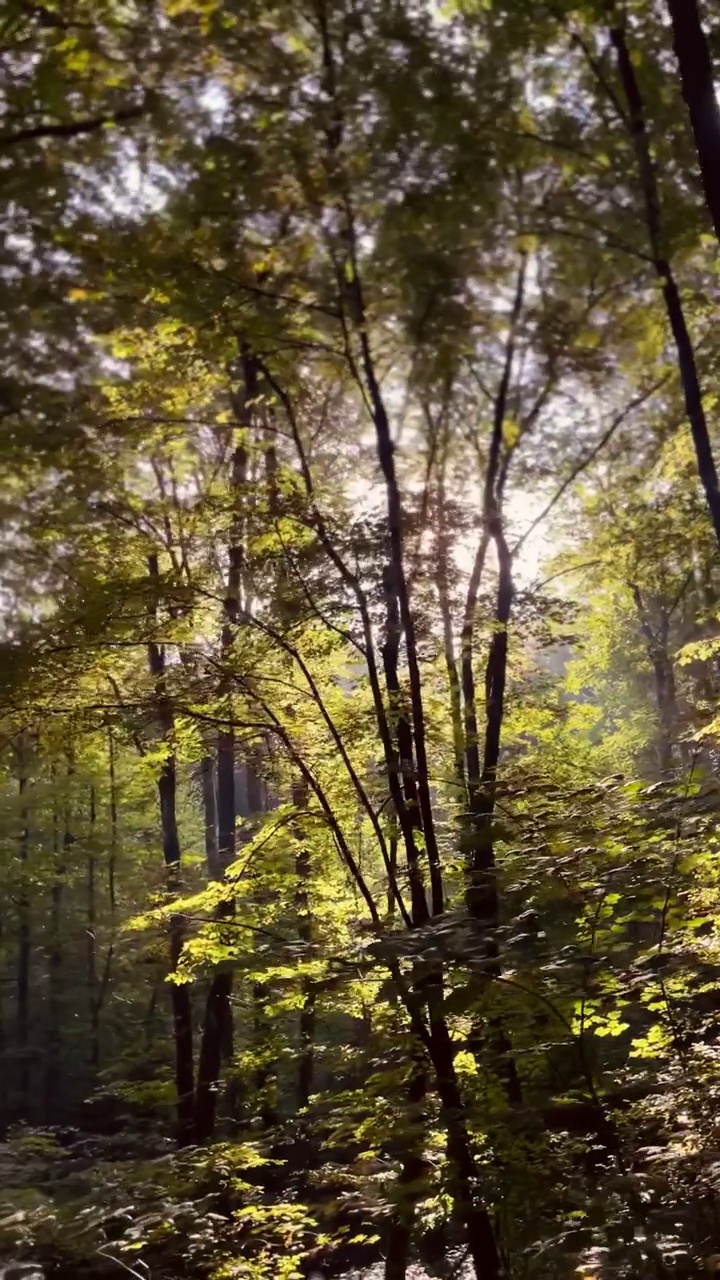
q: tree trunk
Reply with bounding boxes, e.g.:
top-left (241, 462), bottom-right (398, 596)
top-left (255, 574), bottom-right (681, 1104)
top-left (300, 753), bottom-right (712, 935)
top-left (147, 554), bottom-right (195, 1148)
top-left (426, 1008), bottom-right (502, 1280)
top-left (194, 725), bottom-right (237, 1140)
top-left (108, 726), bottom-right (118, 918)
top-left (294, 777), bottom-right (316, 1112)
top-left (382, 563), bottom-right (431, 925)
top-left (45, 769), bottom-right (65, 1123)
top-left (88, 785), bottom-right (100, 1070)
top-left (200, 754), bottom-right (220, 881)
top-left (195, 349), bottom-right (254, 1143)
top-left (385, 1053), bottom-right (428, 1280)
top-left (245, 757), bottom-right (276, 1126)
top-left (0, 913), bottom-right (5, 1125)
top-left (16, 754), bottom-right (31, 1116)
top-left (610, 21), bottom-right (720, 551)
top-left (630, 586), bottom-right (681, 775)
top-left (666, 0), bottom-right (720, 247)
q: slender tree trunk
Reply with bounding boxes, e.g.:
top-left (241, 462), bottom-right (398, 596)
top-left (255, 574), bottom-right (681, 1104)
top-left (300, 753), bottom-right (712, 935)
top-left (195, 349), bottom-right (254, 1143)
top-left (382, 564), bottom-right (431, 924)
top-left (425, 1007), bottom-right (502, 1280)
top-left (200, 755), bottom-right (220, 881)
top-left (652, 649), bottom-right (680, 775)
top-left (107, 727), bottom-right (117, 918)
top-left (194, 730), bottom-right (236, 1141)
top-left (665, 0), bottom-right (720, 247)
top-left (435, 469), bottom-right (468, 801)
top-left (16, 755), bottom-right (31, 1116)
top-left (387, 832), bottom-right (399, 919)
top-left (610, 21), bottom-right (720, 550)
top-left (245, 757), bottom-right (276, 1126)
top-left (45, 769), bottom-right (65, 1123)
top-left (294, 777), bottom-right (316, 1112)
top-left (0, 913), bottom-right (5, 1126)
top-left (88, 785), bottom-right (100, 1070)
top-left (385, 1051), bottom-right (428, 1280)
top-left (147, 554), bottom-right (195, 1147)
top-left (630, 586), bottom-right (681, 775)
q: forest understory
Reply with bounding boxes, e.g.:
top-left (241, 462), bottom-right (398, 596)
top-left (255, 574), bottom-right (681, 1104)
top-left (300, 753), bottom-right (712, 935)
top-left (5, 1), bottom-right (720, 1277)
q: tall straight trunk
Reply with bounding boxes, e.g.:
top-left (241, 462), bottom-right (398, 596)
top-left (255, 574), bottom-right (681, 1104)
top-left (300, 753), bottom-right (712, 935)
top-left (465, 530), bottom-right (513, 926)
top-left (45, 770), bottom-right (65, 1123)
top-left (459, 267), bottom-right (526, 1109)
top-left (195, 348), bottom-right (254, 1143)
top-left (462, 258), bottom-right (525, 927)
top-left (200, 755), bottom-right (220, 880)
top-left (293, 777), bottom-right (316, 1112)
top-left (0, 914), bottom-right (5, 1124)
top-left (610, 21), bottom-right (720, 550)
top-left (435, 486), bottom-right (467, 802)
top-left (652, 651), bottom-right (680, 775)
top-left (194, 726), bottom-right (236, 1142)
top-left (88, 785), bottom-right (100, 1069)
top-left (16, 756), bottom-right (30, 1114)
top-left (630, 586), bottom-right (681, 775)
top-left (107, 727), bottom-right (117, 918)
top-left (425, 1006), bottom-right (502, 1280)
top-left (147, 554), bottom-right (195, 1147)
top-left (387, 833), bottom-right (399, 918)
top-left (385, 1057), bottom-right (427, 1280)
top-left (665, 0), bottom-right (720, 247)
top-left (381, 564), bottom-right (431, 925)
top-left (465, 530), bottom-right (522, 1108)
top-left (247, 757), bottom-right (276, 1126)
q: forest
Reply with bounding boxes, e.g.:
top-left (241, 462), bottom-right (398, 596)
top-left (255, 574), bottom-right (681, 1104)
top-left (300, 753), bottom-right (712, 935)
top-left (3, 0), bottom-right (720, 1277)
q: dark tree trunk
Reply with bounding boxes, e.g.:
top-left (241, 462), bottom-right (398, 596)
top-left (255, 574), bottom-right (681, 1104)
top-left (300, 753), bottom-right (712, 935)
top-left (653, 654), bottom-right (678, 776)
top-left (195, 708), bottom-right (237, 1143)
top-left (294, 778), bottom-right (316, 1112)
top-left (666, 0), bottom-right (720, 247)
top-left (200, 755), bottom-right (220, 881)
top-left (195, 349), bottom-right (254, 1143)
top-left (88, 785), bottom-right (100, 1070)
top-left (630, 586), bottom-right (681, 775)
top-left (452, 261), bottom-right (525, 1108)
top-left (434, 462), bottom-right (467, 801)
top-left (465, 528), bottom-right (513, 928)
top-left (16, 757), bottom-right (31, 1115)
top-left (194, 761), bottom-right (236, 1141)
top-left (385, 1054), bottom-right (428, 1280)
top-left (426, 1008), bottom-right (502, 1280)
top-left (465, 527), bottom-right (522, 1108)
top-left (107, 727), bottom-right (118, 918)
top-left (147, 554), bottom-right (195, 1148)
top-left (610, 21), bottom-right (720, 551)
top-left (382, 564), bottom-right (431, 925)
top-left (45, 770), bottom-right (65, 1123)
top-left (0, 914), bottom-right (5, 1124)
top-left (246, 756), bottom-right (276, 1126)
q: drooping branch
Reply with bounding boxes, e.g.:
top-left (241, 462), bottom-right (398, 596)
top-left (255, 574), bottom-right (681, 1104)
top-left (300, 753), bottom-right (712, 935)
top-left (1, 101), bottom-right (145, 149)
